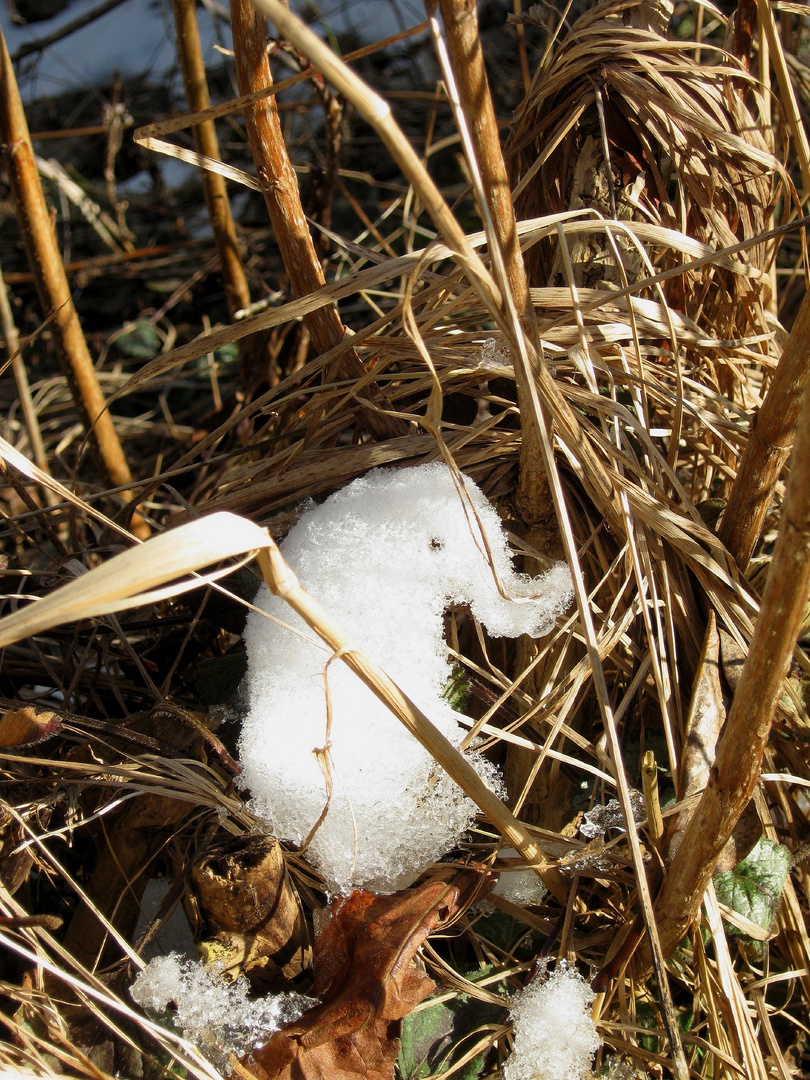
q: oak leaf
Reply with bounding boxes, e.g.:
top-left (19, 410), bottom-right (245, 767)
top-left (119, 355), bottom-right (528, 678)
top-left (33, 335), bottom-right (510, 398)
top-left (235, 867), bottom-right (491, 1080)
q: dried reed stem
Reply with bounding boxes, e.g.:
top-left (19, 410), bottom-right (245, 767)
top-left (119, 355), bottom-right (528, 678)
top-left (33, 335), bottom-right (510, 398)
top-left (755, 0), bottom-right (810, 197)
top-left (232, 0), bottom-right (405, 439)
top-left (434, 0), bottom-right (550, 524)
top-left (719, 290), bottom-right (810, 569)
top-left (0, 28), bottom-right (148, 537)
top-left (639, 361), bottom-right (810, 972)
top-left (231, 0), bottom-right (338, 350)
top-left (732, 0), bottom-right (758, 70)
top-left (172, 0), bottom-right (251, 320)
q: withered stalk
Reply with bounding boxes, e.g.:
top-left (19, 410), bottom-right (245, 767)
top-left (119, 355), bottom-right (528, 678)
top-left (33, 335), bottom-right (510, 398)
top-left (171, 0), bottom-right (252, 320)
top-left (0, 29), bottom-right (148, 537)
top-left (0, 261), bottom-right (50, 483)
top-left (230, 0), bottom-right (405, 439)
top-left (639, 337), bottom-right (810, 971)
top-left (434, 0), bottom-right (550, 525)
top-left (719, 289), bottom-right (810, 570)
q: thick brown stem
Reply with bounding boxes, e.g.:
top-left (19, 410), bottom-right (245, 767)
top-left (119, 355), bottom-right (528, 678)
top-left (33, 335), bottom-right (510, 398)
top-left (435, 0), bottom-right (550, 525)
top-left (732, 0), bottom-right (758, 71)
top-left (231, 0), bottom-right (405, 439)
top-left (719, 290), bottom-right (810, 570)
top-left (636, 358), bottom-right (810, 975)
top-left (0, 28), bottom-right (148, 537)
top-left (172, 0), bottom-right (251, 320)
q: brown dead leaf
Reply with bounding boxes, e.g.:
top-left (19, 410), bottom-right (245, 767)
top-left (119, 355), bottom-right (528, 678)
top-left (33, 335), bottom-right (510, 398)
top-left (236, 866), bottom-right (492, 1080)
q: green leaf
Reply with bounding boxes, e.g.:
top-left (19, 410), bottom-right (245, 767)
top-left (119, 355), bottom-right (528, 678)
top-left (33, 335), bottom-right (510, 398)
top-left (114, 321), bottom-right (163, 359)
top-left (473, 910), bottom-right (535, 954)
top-left (442, 666), bottom-right (471, 711)
top-left (397, 969), bottom-right (502, 1080)
top-left (398, 1001), bottom-right (455, 1079)
top-left (714, 838), bottom-right (791, 936)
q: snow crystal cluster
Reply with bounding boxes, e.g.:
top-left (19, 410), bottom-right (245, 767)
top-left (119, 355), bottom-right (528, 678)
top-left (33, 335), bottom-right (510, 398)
top-left (491, 847), bottom-right (548, 907)
top-left (130, 954), bottom-right (314, 1065)
top-left (505, 965), bottom-right (601, 1080)
top-left (240, 463), bottom-right (573, 893)
top-left (478, 336), bottom-right (513, 369)
top-left (579, 791), bottom-right (645, 840)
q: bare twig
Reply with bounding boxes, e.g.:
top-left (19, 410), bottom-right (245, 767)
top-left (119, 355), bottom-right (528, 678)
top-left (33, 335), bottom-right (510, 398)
top-left (10, 0), bottom-right (128, 62)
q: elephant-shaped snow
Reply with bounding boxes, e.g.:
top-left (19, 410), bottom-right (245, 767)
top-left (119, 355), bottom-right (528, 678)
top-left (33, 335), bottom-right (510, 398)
top-left (239, 462), bottom-right (573, 892)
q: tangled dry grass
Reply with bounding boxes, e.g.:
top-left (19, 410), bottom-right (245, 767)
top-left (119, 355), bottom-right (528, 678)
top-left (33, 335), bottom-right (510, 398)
top-left (1, 1), bottom-right (810, 1078)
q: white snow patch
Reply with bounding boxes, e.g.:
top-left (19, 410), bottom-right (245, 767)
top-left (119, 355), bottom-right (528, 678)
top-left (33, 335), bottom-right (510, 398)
top-left (239, 462), bottom-right (573, 893)
top-left (130, 954), bottom-right (315, 1065)
top-left (491, 848), bottom-right (548, 907)
top-left (505, 965), bottom-right (601, 1080)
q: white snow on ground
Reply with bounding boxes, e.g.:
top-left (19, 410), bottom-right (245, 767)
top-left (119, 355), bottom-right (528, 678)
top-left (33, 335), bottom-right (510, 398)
top-left (505, 964), bottom-right (601, 1080)
top-left (240, 462), bottom-right (573, 893)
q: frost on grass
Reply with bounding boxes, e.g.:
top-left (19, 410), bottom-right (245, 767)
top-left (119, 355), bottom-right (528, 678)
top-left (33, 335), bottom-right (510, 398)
top-left (240, 462), bottom-right (573, 893)
top-left (505, 965), bottom-right (601, 1080)
top-left (130, 954), bottom-right (315, 1065)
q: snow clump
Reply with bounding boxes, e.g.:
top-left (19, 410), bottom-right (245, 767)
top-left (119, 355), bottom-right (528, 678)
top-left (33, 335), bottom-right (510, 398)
top-left (491, 847), bottom-right (548, 907)
top-left (130, 953), bottom-right (315, 1065)
top-left (240, 462), bottom-right (574, 893)
top-left (505, 964), bottom-right (601, 1080)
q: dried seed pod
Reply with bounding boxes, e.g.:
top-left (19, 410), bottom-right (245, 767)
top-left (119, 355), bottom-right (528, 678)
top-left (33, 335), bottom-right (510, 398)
top-left (191, 834), bottom-right (311, 989)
